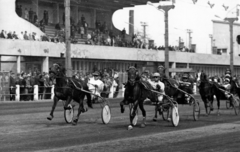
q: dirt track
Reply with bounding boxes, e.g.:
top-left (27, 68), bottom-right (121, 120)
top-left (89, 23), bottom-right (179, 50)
top-left (0, 98), bottom-right (240, 152)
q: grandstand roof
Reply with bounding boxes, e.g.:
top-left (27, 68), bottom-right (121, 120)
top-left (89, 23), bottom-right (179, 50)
top-left (38, 0), bottom-right (162, 11)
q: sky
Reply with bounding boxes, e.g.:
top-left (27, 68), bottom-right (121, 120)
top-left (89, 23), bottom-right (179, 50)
top-left (112, 0), bottom-right (240, 53)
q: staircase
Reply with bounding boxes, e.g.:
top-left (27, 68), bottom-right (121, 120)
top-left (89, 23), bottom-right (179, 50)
top-left (44, 24), bottom-right (93, 44)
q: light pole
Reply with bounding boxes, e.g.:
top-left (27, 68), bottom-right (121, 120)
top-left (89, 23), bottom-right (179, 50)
top-left (147, 2), bottom-right (174, 77)
top-left (159, 4), bottom-right (174, 77)
top-left (140, 22), bottom-right (148, 46)
top-left (65, 0), bottom-right (72, 77)
top-left (224, 17), bottom-right (238, 74)
top-left (209, 34), bottom-right (213, 53)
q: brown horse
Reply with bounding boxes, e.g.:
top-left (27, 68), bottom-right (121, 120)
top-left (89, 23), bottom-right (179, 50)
top-left (47, 63), bottom-right (92, 125)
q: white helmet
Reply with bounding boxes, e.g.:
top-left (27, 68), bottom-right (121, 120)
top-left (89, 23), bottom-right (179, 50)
top-left (153, 72), bottom-right (160, 77)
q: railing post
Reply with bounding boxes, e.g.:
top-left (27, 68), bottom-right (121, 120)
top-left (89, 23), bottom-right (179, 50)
top-left (34, 85), bottom-right (39, 101)
top-left (51, 85), bottom-right (55, 100)
top-left (15, 85), bottom-right (20, 101)
top-left (109, 85), bottom-right (114, 98)
top-left (122, 84), bottom-right (125, 98)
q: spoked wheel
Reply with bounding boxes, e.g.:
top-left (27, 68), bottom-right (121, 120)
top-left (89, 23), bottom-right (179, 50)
top-left (162, 105), bottom-right (170, 121)
top-left (230, 95), bottom-right (240, 115)
top-left (129, 104), bottom-right (138, 126)
top-left (171, 105), bottom-right (180, 127)
top-left (64, 104), bottom-right (74, 123)
top-left (101, 104), bottom-right (111, 124)
top-left (193, 100), bottom-right (200, 121)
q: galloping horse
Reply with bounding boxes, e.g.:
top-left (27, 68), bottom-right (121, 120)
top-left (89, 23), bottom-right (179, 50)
top-left (120, 67), bottom-right (158, 130)
top-left (47, 63), bottom-right (92, 125)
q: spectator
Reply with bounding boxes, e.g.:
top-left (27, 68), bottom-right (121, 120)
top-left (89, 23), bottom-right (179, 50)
top-left (33, 12), bottom-right (38, 24)
top-left (3, 31), bottom-right (8, 38)
top-left (83, 20), bottom-right (88, 34)
top-left (7, 31), bottom-right (13, 39)
top-left (32, 32), bottom-right (36, 40)
top-left (24, 31), bottom-right (29, 40)
top-left (28, 33), bottom-right (33, 40)
top-left (43, 10), bottom-right (49, 25)
top-left (12, 31), bottom-right (18, 39)
top-left (0, 30), bottom-right (5, 38)
top-left (19, 5), bottom-right (23, 17)
top-left (55, 22), bottom-right (61, 31)
top-left (24, 8), bottom-right (29, 20)
top-left (29, 8), bottom-right (33, 22)
top-left (121, 28), bottom-right (126, 39)
top-left (39, 20), bottom-right (45, 32)
top-left (9, 72), bottom-right (16, 101)
top-left (81, 14), bottom-right (85, 23)
top-left (18, 31), bottom-right (24, 40)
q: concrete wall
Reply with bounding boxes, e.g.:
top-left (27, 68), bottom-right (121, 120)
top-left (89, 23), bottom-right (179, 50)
top-left (1, 39), bottom-right (240, 66)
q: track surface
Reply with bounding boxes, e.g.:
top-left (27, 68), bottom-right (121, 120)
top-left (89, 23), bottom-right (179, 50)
top-left (0, 97), bottom-right (240, 152)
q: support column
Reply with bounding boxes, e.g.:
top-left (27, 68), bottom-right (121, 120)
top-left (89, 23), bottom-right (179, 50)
top-left (93, 9), bottom-right (96, 28)
top-left (32, 0), bottom-right (39, 17)
top-left (129, 10), bottom-right (134, 36)
top-left (65, 0), bottom-right (72, 77)
top-left (42, 56), bottom-right (49, 73)
top-left (225, 17), bottom-right (238, 74)
top-left (17, 56), bottom-right (21, 73)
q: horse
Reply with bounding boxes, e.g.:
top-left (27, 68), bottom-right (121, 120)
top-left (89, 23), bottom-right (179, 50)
top-left (231, 76), bottom-right (240, 98)
top-left (47, 63), bottom-right (92, 125)
top-left (198, 72), bottom-right (223, 115)
top-left (120, 67), bottom-right (158, 130)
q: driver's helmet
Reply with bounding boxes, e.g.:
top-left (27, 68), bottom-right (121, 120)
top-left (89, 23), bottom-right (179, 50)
top-left (182, 73), bottom-right (189, 81)
top-left (153, 72), bottom-right (160, 77)
top-left (158, 65), bottom-right (165, 71)
top-left (225, 69), bottom-right (231, 74)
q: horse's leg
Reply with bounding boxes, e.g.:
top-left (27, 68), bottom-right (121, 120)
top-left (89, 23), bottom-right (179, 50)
top-left (139, 100), bottom-right (146, 128)
top-left (47, 96), bottom-right (59, 120)
top-left (64, 96), bottom-right (72, 110)
top-left (128, 100), bottom-right (138, 130)
top-left (86, 92), bottom-right (93, 108)
top-left (72, 99), bottom-right (84, 125)
top-left (215, 94), bottom-right (220, 116)
top-left (210, 95), bottom-right (214, 111)
top-left (153, 105), bottom-right (158, 121)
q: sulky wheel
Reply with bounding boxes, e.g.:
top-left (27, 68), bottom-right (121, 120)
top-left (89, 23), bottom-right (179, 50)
top-left (193, 100), bottom-right (200, 121)
top-left (129, 103), bottom-right (138, 126)
top-left (101, 104), bottom-right (111, 124)
top-left (171, 105), bottom-right (180, 127)
top-left (64, 104), bottom-right (74, 123)
top-left (230, 95), bottom-right (240, 115)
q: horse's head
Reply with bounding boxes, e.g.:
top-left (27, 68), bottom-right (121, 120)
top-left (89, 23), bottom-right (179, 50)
top-left (49, 63), bottom-right (66, 79)
top-left (127, 66), bottom-right (138, 84)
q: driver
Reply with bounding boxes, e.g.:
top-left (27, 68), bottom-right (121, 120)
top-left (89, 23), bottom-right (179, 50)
top-left (179, 73), bottom-right (194, 103)
top-left (148, 72), bottom-right (165, 104)
top-left (88, 71), bottom-right (104, 102)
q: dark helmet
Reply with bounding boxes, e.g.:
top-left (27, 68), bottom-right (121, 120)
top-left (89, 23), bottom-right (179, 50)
top-left (225, 69), bottom-right (231, 74)
top-left (182, 73), bottom-right (189, 78)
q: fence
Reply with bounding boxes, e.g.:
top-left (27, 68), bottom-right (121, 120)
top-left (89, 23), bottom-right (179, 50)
top-left (0, 84), bottom-right (126, 102)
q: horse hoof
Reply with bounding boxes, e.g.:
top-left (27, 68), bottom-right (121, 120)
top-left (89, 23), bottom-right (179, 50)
top-left (152, 118), bottom-right (157, 122)
top-left (47, 115), bottom-right (53, 121)
top-left (120, 105), bottom-right (125, 113)
top-left (64, 106), bottom-right (71, 110)
top-left (141, 123), bottom-right (146, 128)
top-left (210, 108), bottom-right (214, 111)
top-left (72, 119), bottom-right (78, 125)
top-left (127, 125), bottom-right (133, 130)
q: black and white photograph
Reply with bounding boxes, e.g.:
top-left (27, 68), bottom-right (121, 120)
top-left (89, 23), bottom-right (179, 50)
top-left (0, 0), bottom-right (240, 151)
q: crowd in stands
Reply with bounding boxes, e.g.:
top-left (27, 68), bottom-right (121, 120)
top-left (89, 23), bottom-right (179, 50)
top-left (3, 3), bottom-right (195, 52)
